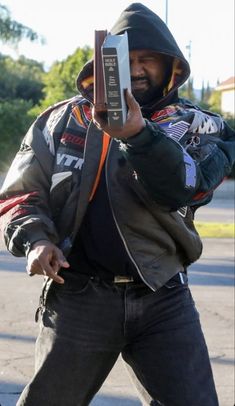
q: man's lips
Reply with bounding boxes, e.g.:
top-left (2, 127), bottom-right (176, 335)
top-left (131, 78), bottom-right (149, 90)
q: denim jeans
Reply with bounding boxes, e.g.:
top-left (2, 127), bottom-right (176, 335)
top-left (17, 273), bottom-right (218, 406)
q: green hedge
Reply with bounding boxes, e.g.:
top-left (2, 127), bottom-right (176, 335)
top-left (0, 99), bottom-right (35, 171)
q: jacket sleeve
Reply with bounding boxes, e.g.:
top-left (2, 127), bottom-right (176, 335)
top-left (0, 120), bottom-right (58, 257)
top-left (120, 110), bottom-right (235, 210)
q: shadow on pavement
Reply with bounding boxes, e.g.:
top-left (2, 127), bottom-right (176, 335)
top-left (0, 382), bottom-right (22, 406)
top-left (0, 382), bottom-right (141, 406)
top-left (188, 262), bottom-right (234, 286)
top-left (0, 251), bottom-right (26, 273)
top-left (91, 394), bottom-right (141, 405)
top-left (210, 356), bottom-right (235, 366)
top-left (0, 333), bottom-right (36, 343)
top-left (0, 381), bottom-right (24, 395)
top-left (0, 264), bottom-right (26, 273)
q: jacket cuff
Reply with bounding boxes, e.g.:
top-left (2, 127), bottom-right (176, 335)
top-left (120, 120), bottom-right (163, 148)
top-left (7, 224), bottom-right (51, 257)
top-left (23, 230), bottom-right (51, 257)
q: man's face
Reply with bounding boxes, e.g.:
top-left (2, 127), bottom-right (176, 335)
top-left (129, 50), bottom-right (171, 105)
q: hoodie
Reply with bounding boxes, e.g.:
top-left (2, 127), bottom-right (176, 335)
top-left (75, 2), bottom-right (233, 209)
top-left (77, 3), bottom-right (190, 113)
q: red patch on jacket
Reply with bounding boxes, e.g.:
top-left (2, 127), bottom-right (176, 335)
top-left (0, 192), bottom-right (38, 216)
top-left (61, 133), bottom-right (85, 147)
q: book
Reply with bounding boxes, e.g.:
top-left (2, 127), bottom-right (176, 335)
top-left (102, 31), bottom-right (131, 128)
top-left (94, 30), bottom-right (107, 112)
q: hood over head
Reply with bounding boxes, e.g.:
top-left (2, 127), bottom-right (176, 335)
top-left (77, 3), bottom-right (190, 113)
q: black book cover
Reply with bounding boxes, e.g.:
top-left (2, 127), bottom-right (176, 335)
top-left (102, 32), bottom-right (131, 128)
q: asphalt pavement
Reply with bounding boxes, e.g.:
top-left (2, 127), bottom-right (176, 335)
top-left (0, 178), bottom-right (234, 406)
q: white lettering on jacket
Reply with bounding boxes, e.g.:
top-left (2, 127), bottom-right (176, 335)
top-left (56, 153), bottom-right (84, 169)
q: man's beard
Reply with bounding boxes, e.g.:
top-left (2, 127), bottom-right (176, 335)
top-left (131, 77), bottom-right (165, 106)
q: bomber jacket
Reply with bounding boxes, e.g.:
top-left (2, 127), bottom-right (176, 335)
top-left (0, 3), bottom-right (235, 290)
top-left (0, 95), bottom-right (234, 290)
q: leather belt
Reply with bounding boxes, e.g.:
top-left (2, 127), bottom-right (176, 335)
top-left (112, 272), bottom-right (187, 285)
top-left (90, 272), bottom-right (187, 285)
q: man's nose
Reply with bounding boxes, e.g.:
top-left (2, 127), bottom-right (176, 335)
top-left (130, 60), bottom-right (145, 77)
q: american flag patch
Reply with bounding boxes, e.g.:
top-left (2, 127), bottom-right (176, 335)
top-left (165, 120), bottom-right (190, 142)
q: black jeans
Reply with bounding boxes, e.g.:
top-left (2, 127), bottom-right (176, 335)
top-left (17, 274), bottom-right (218, 406)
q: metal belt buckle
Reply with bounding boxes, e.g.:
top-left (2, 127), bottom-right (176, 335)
top-left (114, 276), bottom-right (134, 283)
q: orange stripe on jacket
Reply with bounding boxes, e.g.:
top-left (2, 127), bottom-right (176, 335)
top-left (73, 106), bottom-right (84, 126)
top-left (89, 132), bottom-right (110, 202)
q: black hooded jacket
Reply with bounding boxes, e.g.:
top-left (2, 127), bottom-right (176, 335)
top-left (0, 3), bottom-right (234, 291)
top-left (76, 2), bottom-right (234, 209)
top-left (71, 3), bottom-right (193, 279)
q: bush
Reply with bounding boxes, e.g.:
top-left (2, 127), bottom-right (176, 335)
top-left (223, 114), bottom-right (235, 131)
top-left (0, 99), bottom-right (35, 171)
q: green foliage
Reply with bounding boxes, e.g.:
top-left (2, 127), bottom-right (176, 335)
top-left (0, 4), bottom-right (45, 170)
top-left (200, 81), bottom-right (212, 106)
top-left (0, 4), bottom-right (42, 44)
top-left (0, 54), bottom-right (45, 103)
top-left (207, 90), bottom-right (221, 113)
top-left (0, 99), bottom-right (34, 170)
top-left (223, 113), bottom-right (235, 130)
top-left (197, 85), bottom-right (221, 113)
top-left (39, 46), bottom-right (93, 108)
top-left (0, 45), bottom-right (93, 169)
top-left (0, 53), bottom-right (44, 169)
top-left (179, 77), bottom-right (196, 102)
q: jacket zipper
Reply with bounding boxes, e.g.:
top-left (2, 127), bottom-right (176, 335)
top-left (105, 140), bottom-right (154, 291)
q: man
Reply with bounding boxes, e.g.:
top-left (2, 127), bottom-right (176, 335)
top-left (0, 3), bottom-right (234, 405)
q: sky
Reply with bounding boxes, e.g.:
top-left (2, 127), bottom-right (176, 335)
top-left (1, 0), bottom-right (234, 89)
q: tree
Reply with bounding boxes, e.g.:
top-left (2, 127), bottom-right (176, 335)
top-left (0, 54), bottom-right (45, 103)
top-left (207, 90), bottom-right (221, 113)
top-left (39, 46), bottom-right (93, 108)
top-left (0, 99), bottom-right (33, 170)
top-left (0, 44), bottom-right (93, 167)
top-left (179, 77), bottom-right (196, 102)
top-left (0, 4), bottom-right (42, 44)
top-left (0, 4), bottom-right (44, 169)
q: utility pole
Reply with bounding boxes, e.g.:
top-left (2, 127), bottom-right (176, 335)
top-left (165, 0), bottom-right (168, 25)
top-left (186, 40), bottom-right (192, 64)
top-left (185, 41), bottom-right (192, 99)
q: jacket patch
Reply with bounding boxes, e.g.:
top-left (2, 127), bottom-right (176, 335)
top-left (0, 192), bottom-right (38, 216)
top-left (183, 152), bottom-right (196, 188)
top-left (164, 120), bottom-right (190, 142)
top-left (61, 133), bottom-right (85, 147)
top-left (42, 106), bottom-right (67, 155)
top-left (81, 104), bottom-right (92, 123)
top-left (151, 106), bottom-right (180, 122)
top-left (177, 206), bottom-right (188, 217)
top-left (50, 171), bottom-right (72, 192)
top-left (190, 110), bottom-right (221, 134)
top-left (56, 153), bottom-right (84, 169)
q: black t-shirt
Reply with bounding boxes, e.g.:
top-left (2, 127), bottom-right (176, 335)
top-left (67, 167), bottom-right (141, 280)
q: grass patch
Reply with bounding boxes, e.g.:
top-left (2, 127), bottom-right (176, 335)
top-left (195, 222), bottom-right (234, 238)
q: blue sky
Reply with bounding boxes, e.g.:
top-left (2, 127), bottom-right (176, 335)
top-left (1, 0), bottom-right (234, 89)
